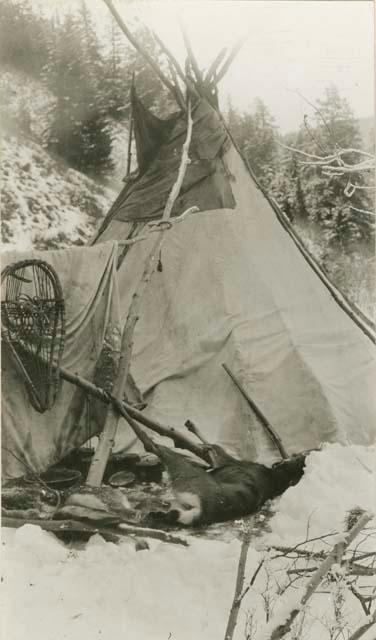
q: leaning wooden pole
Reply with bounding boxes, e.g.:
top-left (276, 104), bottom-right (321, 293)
top-left (222, 363), bottom-right (288, 459)
top-left (126, 75), bottom-right (134, 177)
top-left (86, 100), bottom-right (194, 486)
top-left (102, 0), bottom-right (178, 100)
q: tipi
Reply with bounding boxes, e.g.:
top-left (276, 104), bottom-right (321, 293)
top-left (92, 57), bottom-right (376, 461)
top-left (2, 15), bottom-right (375, 481)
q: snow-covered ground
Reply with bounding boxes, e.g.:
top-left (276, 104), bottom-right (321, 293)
top-left (0, 68), bottom-right (128, 252)
top-left (1, 135), bottom-right (115, 251)
top-left (2, 444), bottom-right (375, 640)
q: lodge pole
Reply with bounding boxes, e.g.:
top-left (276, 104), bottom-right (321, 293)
top-left (86, 100), bottom-right (194, 486)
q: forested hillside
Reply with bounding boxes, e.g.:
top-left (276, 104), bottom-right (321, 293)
top-left (224, 91), bottom-right (375, 314)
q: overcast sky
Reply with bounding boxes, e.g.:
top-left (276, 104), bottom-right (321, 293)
top-left (41, 0), bottom-right (374, 132)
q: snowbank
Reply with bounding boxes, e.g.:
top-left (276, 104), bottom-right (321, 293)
top-left (2, 444), bottom-right (375, 640)
top-left (264, 443), bottom-right (375, 546)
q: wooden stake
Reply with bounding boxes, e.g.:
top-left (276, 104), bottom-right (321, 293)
top-left (86, 100), bottom-right (194, 486)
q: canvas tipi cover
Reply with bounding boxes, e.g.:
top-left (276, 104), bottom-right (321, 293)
top-left (93, 95), bottom-right (376, 461)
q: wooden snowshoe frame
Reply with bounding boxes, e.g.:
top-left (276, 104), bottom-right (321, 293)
top-left (1, 259), bottom-right (65, 413)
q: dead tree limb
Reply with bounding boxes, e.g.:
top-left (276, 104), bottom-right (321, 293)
top-left (18, 359), bottom-right (208, 463)
top-left (58, 364), bottom-right (211, 464)
top-left (266, 512), bottom-right (373, 640)
top-left (2, 516), bottom-right (188, 546)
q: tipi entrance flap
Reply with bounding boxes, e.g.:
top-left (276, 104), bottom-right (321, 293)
top-left (106, 98), bottom-right (235, 224)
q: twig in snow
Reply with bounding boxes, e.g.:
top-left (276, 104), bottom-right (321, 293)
top-left (266, 512), bottom-right (372, 640)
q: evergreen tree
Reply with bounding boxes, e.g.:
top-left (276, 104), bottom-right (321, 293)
top-left (102, 19), bottom-right (175, 121)
top-left (0, 0), bottom-right (48, 78)
top-left (122, 25), bottom-right (175, 117)
top-left (103, 17), bottom-right (129, 120)
top-left (225, 98), bottom-right (278, 180)
top-left (297, 85), bottom-right (373, 251)
top-left (44, 6), bottom-right (113, 174)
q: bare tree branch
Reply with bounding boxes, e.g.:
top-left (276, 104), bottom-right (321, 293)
top-left (266, 512), bottom-right (373, 640)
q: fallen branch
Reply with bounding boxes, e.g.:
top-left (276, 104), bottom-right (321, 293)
top-left (5, 342), bottom-right (211, 464)
top-left (59, 365), bottom-right (211, 464)
top-left (118, 522), bottom-right (189, 546)
top-left (266, 512), bottom-right (373, 640)
top-left (2, 516), bottom-right (189, 546)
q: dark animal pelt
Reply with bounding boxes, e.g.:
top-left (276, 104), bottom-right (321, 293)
top-left (155, 445), bottom-right (307, 526)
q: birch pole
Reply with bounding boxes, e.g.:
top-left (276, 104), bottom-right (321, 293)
top-left (86, 100), bottom-right (193, 486)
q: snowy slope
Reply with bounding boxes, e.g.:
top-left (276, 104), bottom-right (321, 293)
top-left (1, 134), bottom-right (115, 251)
top-left (0, 68), bottom-right (130, 252)
top-left (2, 444), bottom-right (375, 640)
